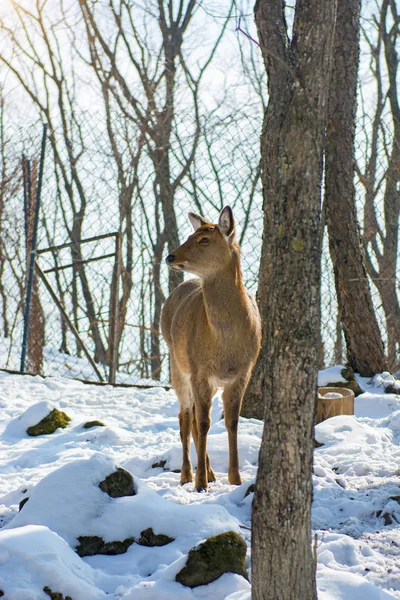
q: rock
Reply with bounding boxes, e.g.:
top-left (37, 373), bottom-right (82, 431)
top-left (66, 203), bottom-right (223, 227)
top-left (27, 408), bottom-right (71, 436)
top-left (138, 528), bottom-right (174, 547)
top-left (385, 384), bottom-right (400, 394)
top-left (82, 420), bottom-right (105, 429)
top-left (327, 366), bottom-right (363, 396)
top-left (390, 496), bottom-right (400, 504)
top-left (176, 531), bottom-right (248, 588)
top-left (76, 535), bottom-right (135, 557)
top-left (76, 528), bottom-right (173, 557)
top-left (382, 512), bottom-right (394, 526)
top-left (324, 380), bottom-right (362, 396)
top-left (99, 467), bottom-right (135, 498)
top-left (43, 587), bottom-right (72, 600)
top-left (244, 483), bottom-right (255, 498)
top-left (323, 366), bottom-right (363, 397)
top-left (19, 497), bottom-right (29, 511)
top-left (151, 459), bottom-right (167, 469)
top-left (376, 509), bottom-right (395, 525)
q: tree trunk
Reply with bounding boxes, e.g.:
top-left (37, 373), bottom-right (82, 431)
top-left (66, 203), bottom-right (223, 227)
top-left (324, 0), bottom-right (386, 377)
top-left (251, 1), bottom-right (337, 599)
top-left (361, 0), bottom-right (400, 372)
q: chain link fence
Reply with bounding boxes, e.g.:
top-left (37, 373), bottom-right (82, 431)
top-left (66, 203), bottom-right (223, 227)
top-left (0, 110), bottom-right (398, 384)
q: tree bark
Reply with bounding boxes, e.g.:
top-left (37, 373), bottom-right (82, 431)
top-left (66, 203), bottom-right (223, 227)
top-left (325, 0), bottom-right (386, 377)
top-left (251, 1), bottom-right (337, 599)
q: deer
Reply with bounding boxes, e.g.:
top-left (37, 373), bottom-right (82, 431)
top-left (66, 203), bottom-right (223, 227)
top-left (161, 206), bottom-right (261, 491)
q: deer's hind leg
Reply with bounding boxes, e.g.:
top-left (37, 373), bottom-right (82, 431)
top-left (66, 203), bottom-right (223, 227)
top-left (172, 362), bottom-right (194, 485)
top-left (222, 373), bottom-right (251, 485)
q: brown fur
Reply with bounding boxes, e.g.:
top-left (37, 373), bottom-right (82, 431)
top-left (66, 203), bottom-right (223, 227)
top-left (161, 207), bottom-right (261, 491)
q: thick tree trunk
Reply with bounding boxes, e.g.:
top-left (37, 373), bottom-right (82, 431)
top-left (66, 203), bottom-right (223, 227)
top-left (251, 1), bottom-right (337, 599)
top-left (325, 0), bottom-right (386, 377)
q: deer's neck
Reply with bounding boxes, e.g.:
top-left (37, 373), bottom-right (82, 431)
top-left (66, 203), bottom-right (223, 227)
top-left (201, 252), bottom-right (248, 333)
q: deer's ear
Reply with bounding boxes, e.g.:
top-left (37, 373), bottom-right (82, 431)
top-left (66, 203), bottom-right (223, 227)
top-left (188, 212), bottom-right (208, 231)
top-left (218, 206), bottom-right (235, 240)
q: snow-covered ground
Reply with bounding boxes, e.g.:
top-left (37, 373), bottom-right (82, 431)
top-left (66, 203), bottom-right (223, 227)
top-left (0, 366), bottom-right (399, 599)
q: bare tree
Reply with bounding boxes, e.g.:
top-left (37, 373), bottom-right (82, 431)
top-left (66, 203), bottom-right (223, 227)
top-left (357, 0), bottom-right (400, 371)
top-left (0, 90), bottom-right (22, 341)
top-left (0, 0), bottom-right (267, 381)
top-left (324, 0), bottom-right (387, 377)
top-left (78, 0), bottom-right (233, 377)
top-left (0, 1), bottom-right (110, 365)
top-left (251, 1), bottom-right (337, 598)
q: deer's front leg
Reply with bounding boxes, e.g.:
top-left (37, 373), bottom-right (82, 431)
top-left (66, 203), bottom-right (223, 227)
top-left (191, 375), bottom-right (213, 491)
top-left (222, 374), bottom-right (250, 485)
top-left (179, 408), bottom-right (193, 484)
top-left (191, 406), bottom-right (216, 483)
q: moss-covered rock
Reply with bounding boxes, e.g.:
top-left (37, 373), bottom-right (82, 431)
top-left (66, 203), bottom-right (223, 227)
top-left (43, 587), bottom-right (72, 600)
top-left (82, 420), bottom-right (105, 429)
top-left (76, 535), bottom-right (135, 557)
top-left (138, 528), bottom-right (174, 547)
top-left (27, 408), bottom-right (71, 436)
top-left (176, 531), bottom-right (248, 588)
top-left (99, 467), bottom-right (135, 498)
top-left (325, 366), bottom-right (363, 397)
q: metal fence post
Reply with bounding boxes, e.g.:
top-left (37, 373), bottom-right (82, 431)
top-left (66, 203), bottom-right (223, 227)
top-left (109, 231), bottom-right (122, 384)
top-left (20, 123), bottom-right (48, 373)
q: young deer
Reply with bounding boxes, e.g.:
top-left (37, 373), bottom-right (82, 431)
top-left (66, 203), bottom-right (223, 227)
top-left (161, 206), bottom-right (261, 491)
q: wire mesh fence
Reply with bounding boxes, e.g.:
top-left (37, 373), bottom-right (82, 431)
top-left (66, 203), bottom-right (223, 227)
top-left (0, 110), bottom-right (399, 384)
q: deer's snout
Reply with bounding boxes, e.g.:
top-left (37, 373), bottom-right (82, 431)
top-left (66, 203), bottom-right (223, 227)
top-left (165, 254), bottom-right (175, 265)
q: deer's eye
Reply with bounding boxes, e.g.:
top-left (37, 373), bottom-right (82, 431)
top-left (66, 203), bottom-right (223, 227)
top-left (199, 237), bottom-right (209, 244)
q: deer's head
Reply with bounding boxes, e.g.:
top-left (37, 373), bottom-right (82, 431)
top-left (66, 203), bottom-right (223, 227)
top-left (165, 206), bottom-right (237, 278)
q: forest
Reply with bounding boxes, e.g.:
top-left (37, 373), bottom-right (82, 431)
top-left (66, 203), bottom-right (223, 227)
top-left (0, 1), bottom-right (400, 600)
top-left (0, 0), bottom-right (398, 386)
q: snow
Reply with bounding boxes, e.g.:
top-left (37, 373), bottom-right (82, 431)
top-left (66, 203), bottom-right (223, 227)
top-left (318, 365), bottom-right (348, 386)
top-left (321, 391), bottom-right (345, 398)
top-left (0, 368), bottom-right (399, 599)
